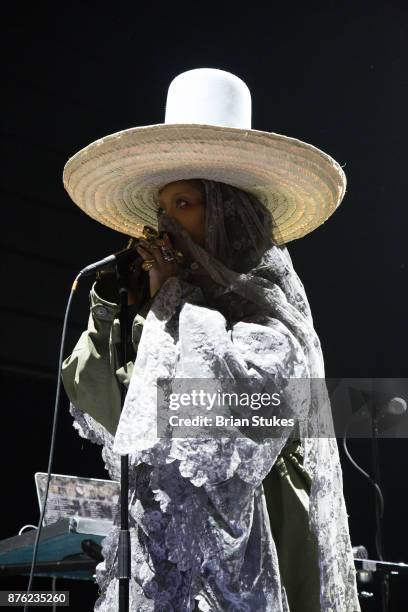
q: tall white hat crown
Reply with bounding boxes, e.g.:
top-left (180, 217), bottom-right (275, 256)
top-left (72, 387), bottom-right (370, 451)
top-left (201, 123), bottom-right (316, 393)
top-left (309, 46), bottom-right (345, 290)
top-left (164, 68), bottom-right (252, 129)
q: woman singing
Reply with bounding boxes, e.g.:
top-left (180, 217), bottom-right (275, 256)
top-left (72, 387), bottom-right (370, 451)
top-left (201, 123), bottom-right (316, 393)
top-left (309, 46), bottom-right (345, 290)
top-left (61, 68), bottom-right (360, 611)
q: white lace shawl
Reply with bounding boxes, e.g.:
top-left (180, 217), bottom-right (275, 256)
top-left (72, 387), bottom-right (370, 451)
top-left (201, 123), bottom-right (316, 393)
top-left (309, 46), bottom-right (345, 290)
top-left (69, 179), bottom-right (361, 611)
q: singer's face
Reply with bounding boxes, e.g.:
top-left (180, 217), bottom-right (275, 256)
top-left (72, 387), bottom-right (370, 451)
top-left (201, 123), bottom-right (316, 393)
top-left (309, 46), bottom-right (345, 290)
top-left (157, 179), bottom-right (206, 250)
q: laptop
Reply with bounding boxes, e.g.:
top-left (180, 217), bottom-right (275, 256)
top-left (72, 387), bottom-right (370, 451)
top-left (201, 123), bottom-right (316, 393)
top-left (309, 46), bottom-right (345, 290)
top-left (34, 472), bottom-right (120, 527)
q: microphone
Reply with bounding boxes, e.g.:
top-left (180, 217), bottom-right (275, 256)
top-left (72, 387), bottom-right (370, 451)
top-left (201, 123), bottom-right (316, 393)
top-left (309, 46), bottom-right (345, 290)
top-left (385, 396), bottom-right (407, 417)
top-left (355, 394), bottom-right (407, 434)
top-left (78, 247), bottom-right (143, 278)
top-left (365, 396), bottom-right (407, 421)
top-left (348, 387), bottom-right (407, 421)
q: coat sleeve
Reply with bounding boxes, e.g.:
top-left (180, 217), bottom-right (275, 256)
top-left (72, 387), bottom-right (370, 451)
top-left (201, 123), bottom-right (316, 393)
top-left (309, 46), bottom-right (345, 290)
top-left (61, 276), bottom-right (154, 437)
top-left (167, 302), bottom-right (312, 488)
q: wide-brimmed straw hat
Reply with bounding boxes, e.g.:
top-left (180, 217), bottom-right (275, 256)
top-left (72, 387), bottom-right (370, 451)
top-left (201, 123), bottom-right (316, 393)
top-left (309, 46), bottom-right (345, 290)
top-left (62, 67), bottom-right (347, 245)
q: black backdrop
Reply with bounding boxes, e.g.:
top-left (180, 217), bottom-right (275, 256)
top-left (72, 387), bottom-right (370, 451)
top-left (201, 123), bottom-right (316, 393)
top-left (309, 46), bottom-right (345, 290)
top-left (1, 1), bottom-right (407, 610)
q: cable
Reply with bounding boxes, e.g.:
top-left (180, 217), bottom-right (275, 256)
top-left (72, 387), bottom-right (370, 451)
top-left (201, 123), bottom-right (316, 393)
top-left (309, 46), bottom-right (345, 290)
top-left (343, 417), bottom-right (389, 611)
top-left (18, 525), bottom-right (38, 536)
top-left (23, 275), bottom-right (80, 612)
top-left (343, 418), bottom-right (384, 520)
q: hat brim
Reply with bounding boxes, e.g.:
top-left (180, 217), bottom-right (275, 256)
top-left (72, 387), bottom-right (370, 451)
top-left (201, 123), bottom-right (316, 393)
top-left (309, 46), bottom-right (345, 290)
top-left (62, 123), bottom-right (346, 245)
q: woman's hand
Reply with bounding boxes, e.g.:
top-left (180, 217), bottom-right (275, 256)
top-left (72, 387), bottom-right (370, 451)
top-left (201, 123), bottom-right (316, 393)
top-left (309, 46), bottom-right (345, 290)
top-left (136, 233), bottom-right (180, 298)
top-left (127, 259), bottom-right (144, 306)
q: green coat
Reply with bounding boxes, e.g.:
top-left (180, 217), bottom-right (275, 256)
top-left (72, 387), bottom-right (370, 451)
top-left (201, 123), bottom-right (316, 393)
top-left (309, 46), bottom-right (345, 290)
top-left (61, 279), bottom-right (321, 612)
top-left (62, 278), bottom-right (154, 438)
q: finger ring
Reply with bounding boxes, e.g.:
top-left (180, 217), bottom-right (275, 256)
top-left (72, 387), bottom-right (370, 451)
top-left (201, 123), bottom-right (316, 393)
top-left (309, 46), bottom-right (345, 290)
top-left (159, 245), bottom-right (177, 262)
top-left (142, 259), bottom-right (155, 271)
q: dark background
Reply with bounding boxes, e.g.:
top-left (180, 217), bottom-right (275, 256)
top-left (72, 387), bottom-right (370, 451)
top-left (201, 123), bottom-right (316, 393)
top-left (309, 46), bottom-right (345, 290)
top-left (1, 1), bottom-right (406, 610)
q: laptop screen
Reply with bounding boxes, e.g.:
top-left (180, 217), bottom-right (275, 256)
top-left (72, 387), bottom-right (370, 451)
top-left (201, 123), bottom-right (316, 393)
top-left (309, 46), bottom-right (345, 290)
top-left (35, 472), bottom-right (120, 526)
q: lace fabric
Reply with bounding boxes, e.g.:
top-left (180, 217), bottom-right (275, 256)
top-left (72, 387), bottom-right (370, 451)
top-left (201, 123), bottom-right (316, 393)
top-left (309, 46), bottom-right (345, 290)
top-left (69, 179), bottom-right (361, 611)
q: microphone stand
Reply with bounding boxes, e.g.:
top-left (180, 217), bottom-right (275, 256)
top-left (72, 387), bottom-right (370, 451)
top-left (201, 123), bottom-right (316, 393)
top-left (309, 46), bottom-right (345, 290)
top-left (116, 262), bottom-right (131, 612)
top-left (342, 381), bottom-right (406, 611)
top-left (370, 384), bottom-right (390, 612)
